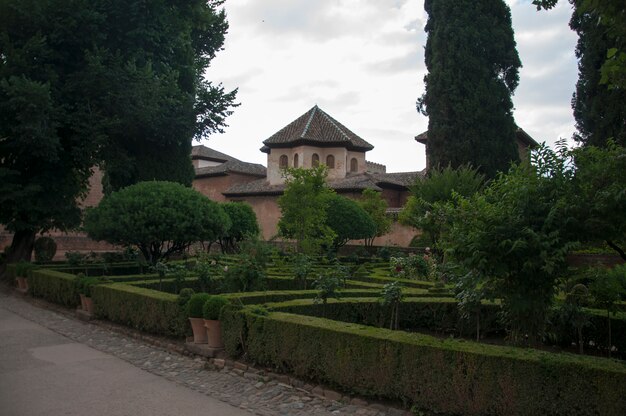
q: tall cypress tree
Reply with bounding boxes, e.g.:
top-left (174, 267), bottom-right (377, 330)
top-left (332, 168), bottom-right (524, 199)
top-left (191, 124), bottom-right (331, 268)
top-left (418, 0), bottom-right (521, 179)
top-left (570, 0), bottom-right (626, 147)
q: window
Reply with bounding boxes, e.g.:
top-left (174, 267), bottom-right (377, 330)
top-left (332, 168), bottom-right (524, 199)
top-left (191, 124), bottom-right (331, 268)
top-left (326, 154), bottom-right (335, 168)
top-left (312, 153), bottom-right (320, 167)
top-left (294, 153), bottom-right (299, 168)
top-left (279, 154), bottom-right (288, 168)
top-left (350, 158), bottom-right (358, 172)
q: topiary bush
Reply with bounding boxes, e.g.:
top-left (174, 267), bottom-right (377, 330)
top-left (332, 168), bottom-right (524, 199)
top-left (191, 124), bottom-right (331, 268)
top-left (178, 288), bottom-right (195, 306)
top-left (84, 181), bottom-right (231, 264)
top-left (186, 293), bottom-right (211, 318)
top-left (33, 237), bottom-right (57, 263)
top-left (202, 295), bottom-right (229, 320)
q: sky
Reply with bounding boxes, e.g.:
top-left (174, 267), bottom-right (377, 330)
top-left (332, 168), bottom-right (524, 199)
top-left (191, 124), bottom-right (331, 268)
top-left (201, 0), bottom-right (579, 173)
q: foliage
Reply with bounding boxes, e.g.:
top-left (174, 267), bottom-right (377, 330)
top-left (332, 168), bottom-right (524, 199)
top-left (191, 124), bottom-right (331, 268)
top-left (325, 194), bottom-right (376, 249)
top-left (223, 238), bottom-right (268, 292)
top-left (29, 269), bottom-right (80, 308)
top-left (186, 293), bottom-right (211, 319)
top-left (194, 255), bottom-right (220, 292)
top-left (359, 189), bottom-right (392, 246)
top-left (313, 271), bottom-right (342, 307)
top-left (91, 283), bottom-right (188, 338)
top-left (222, 306), bottom-right (626, 416)
top-left (400, 165), bottom-right (485, 258)
top-left (202, 295), bottom-right (229, 320)
top-left (570, 142), bottom-right (626, 260)
top-left (567, 1), bottom-right (626, 147)
top-left (277, 166), bottom-right (336, 254)
top-left (417, 0), bottom-right (521, 178)
top-left (390, 255), bottom-right (430, 280)
top-left (589, 266), bottom-right (626, 357)
top-left (84, 181), bottom-right (231, 264)
top-left (555, 283), bottom-right (591, 354)
top-left (15, 260), bottom-right (37, 278)
top-left (292, 253), bottom-right (314, 290)
top-left (444, 143), bottom-right (578, 344)
top-left (380, 281), bottom-right (403, 330)
top-left (0, 0), bottom-right (238, 263)
top-left (33, 237), bottom-right (57, 263)
top-left (219, 202), bottom-right (259, 253)
top-left (177, 288), bottom-right (196, 307)
top-left (453, 271), bottom-right (487, 341)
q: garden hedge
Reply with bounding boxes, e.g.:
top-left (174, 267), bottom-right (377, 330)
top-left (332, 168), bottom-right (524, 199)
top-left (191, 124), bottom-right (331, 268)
top-left (29, 269), bottom-right (79, 308)
top-left (221, 306), bottom-right (626, 416)
top-left (90, 283), bottom-right (188, 338)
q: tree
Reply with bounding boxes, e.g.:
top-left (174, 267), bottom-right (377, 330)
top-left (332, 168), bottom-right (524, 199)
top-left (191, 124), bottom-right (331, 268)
top-left (325, 194), bottom-right (376, 250)
top-left (219, 202), bottom-right (259, 253)
top-left (84, 181), bottom-right (231, 264)
top-left (0, 0), bottom-right (238, 264)
top-left (444, 144), bottom-right (578, 344)
top-left (359, 189), bottom-right (392, 247)
top-left (570, 0), bottom-right (626, 147)
top-left (417, 0), bottom-right (521, 179)
top-left (399, 165), bottom-right (484, 258)
top-left (571, 142), bottom-right (626, 260)
top-left (277, 166), bottom-right (336, 254)
top-left (95, 0), bottom-right (239, 191)
top-left (534, 0), bottom-right (626, 89)
top-left (589, 266), bottom-right (625, 357)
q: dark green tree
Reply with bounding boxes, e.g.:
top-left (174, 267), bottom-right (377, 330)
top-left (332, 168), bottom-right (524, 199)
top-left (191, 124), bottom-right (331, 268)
top-left (278, 166), bottom-right (336, 254)
top-left (359, 189), bottom-right (392, 247)
top-left (417, 0), bottom-right (521, 179)
top-left (219, 202), bottom-right (260, 253)
top-left (569, 0), bottom-right (626, 147)
top-left (0, 0), bottom-right (237, 265)
top-left (325, 194), bottom-right (376, 250)
top-left (84, 181), bottom-right (231, 264)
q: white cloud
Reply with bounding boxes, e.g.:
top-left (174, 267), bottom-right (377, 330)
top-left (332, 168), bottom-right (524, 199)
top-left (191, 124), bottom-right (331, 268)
top-left (203, 0), bottom-right (579, 173)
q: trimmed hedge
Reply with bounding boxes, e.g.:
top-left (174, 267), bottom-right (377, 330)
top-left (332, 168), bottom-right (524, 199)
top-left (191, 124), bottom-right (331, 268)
top-left (266, 297), bottom-right (499, 336)
top-left (222, 306), bottom-right (626, 416)
top-left (91, 283), bottom-right (188, 338)
top-left (29, 269), bottom-right (79, 308)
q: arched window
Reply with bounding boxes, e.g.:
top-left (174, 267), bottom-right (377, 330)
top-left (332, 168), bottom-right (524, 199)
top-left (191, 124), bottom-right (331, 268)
top-left (326, 154), bottom-right (335, 168)
top-left (350, 158), bottom-right (358, 172)
top-left (279, 154), bottom-right (288, 168)
top-left (312, 153), bottom-right (320, 167)
top-left (294, 153), bottom-right (299, 168)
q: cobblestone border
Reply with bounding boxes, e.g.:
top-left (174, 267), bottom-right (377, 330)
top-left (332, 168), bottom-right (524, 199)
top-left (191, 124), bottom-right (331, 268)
top-left (1, 284), bottom-right (412, 416)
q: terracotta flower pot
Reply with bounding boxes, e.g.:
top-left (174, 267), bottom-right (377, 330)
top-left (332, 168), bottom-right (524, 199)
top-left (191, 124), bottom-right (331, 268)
top-left (79, 294), bottom-right (87, 311)
top-left (204, 319), bottom-right (224, 349)
top-left (189, 317), bottom-right (208, 344)
top-left (83, 296), bottom-right (94, 315)
top-left (16, 277), bottom-right (28, 291)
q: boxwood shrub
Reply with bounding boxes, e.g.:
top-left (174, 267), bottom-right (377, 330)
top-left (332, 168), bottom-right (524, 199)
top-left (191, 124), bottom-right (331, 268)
top-left (90, 283), bottom-right (188, 338)
top-left (221, 306), bottom-right (626, 416)
top-left (29, 269), bottom-right (79, 308)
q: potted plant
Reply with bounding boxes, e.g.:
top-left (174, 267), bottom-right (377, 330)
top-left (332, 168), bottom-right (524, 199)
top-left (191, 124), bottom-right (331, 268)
top-left (76, 275), bottom-right (100, 315)
top-left (15, 261), bottom-right (36, 292)
top-left (186, 293), bottom-right (211, 344)
top-left (202, 295), bottom-right (229, 348)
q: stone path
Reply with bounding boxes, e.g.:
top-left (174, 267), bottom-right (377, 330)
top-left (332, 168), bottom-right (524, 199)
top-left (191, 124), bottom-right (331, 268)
top-left (0, 289), bottom-right (410, 416)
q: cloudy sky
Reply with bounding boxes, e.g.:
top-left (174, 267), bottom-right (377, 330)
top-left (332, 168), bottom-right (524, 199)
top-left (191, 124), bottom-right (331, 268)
top-left (202, 0), bottom-right (578, 173)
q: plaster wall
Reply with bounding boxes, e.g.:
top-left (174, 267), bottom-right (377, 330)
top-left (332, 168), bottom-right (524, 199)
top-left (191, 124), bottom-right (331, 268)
top-left (193, 173), bottom-right (259, 203)
top-left (228, 195), bottom-right (282, 240)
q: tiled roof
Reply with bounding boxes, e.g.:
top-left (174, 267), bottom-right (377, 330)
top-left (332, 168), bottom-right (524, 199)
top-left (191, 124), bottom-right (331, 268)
top-left (414, 128), bottom-right (538, 147)
top-left (191, 145), bottom-right (239, 162)
top-left (223, 171), bottom-right (424, 197)
top-left (262, 105), bottom-right (374, 152)
top-left (195, 160), bottom-right (267, 178)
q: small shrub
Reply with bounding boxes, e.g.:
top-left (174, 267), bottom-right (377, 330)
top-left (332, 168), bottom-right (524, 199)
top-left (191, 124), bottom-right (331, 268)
top-left (75, 274), bottom-right (109, 297)
top-left (65, 251), bottom-right (86, 267)
top-left (186, 293), bottom-right (211, 318)
top-left (202, 295), bottom-right (229, 320)
top-left (377, 246), bottom-right (391, 261)
top-left (33, 237), bottom-right (57, 263)
top-left (178, 288), bottom-right (196, 307)
top-left (15, 260), bottom-right (37, 277)
top-left (390, 255), bottom-right (429, 280)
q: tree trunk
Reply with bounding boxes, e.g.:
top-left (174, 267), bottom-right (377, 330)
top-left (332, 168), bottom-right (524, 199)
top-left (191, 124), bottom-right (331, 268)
top-left (606, 240), bottom-right (626, 261)
top-left (578, 325), bottom-right (584, 355)
top-left (476, 310), bottom-right (481, 342)
top-left (7, 230), bottom-right (36, 263)
top-left (608, 309), bottom-right (612, 358)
